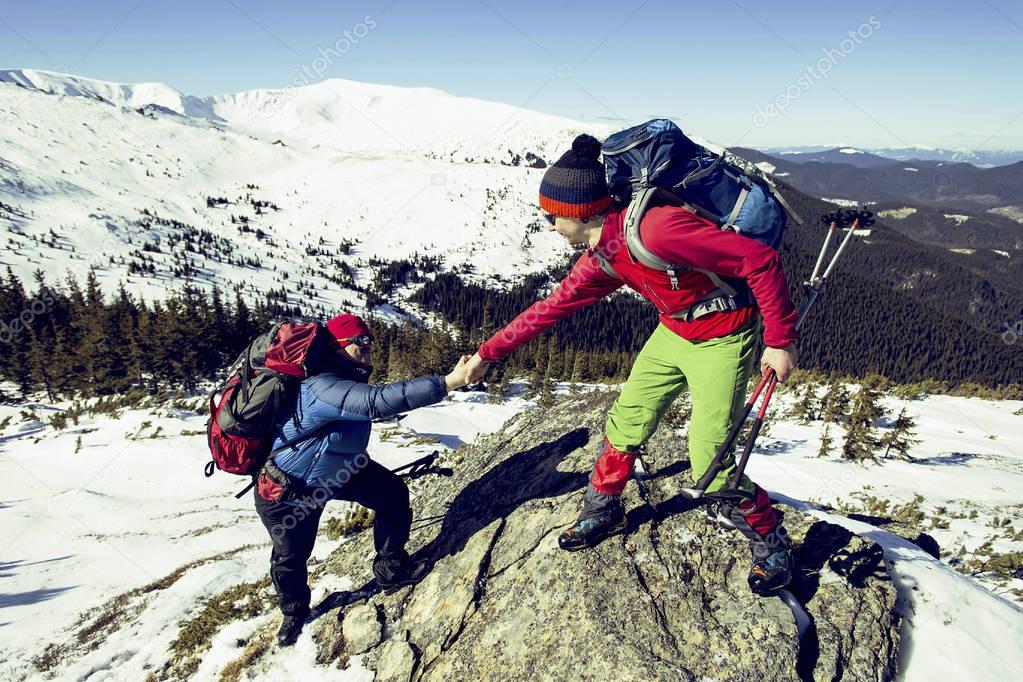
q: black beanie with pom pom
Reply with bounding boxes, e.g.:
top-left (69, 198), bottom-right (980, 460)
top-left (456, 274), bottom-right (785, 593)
top-left (538, 133), bottom-right (611, 219)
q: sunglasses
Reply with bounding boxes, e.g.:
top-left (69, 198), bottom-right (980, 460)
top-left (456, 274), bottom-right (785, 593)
top-left (543, 213), bottom-right (598, 226)
top-left (340, 334), bottom-right (374, 348)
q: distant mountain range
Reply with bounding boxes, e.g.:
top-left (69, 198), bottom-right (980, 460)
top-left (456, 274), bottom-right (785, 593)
top-left (733, 147), bottom-right (1023, 218)
top-left (763, 146), bottom-right (1023, 169)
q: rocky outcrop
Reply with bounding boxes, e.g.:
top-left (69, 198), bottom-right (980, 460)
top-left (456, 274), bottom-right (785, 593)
top-left (307, 390), bottom-right (900, 681)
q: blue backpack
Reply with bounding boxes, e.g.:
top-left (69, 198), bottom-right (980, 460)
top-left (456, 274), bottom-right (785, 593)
top-left (599, 119), bottom-right (802, 317)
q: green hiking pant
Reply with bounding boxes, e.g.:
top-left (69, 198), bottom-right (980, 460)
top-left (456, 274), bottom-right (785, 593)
top-left (591, 321), bottom-right (758, 495)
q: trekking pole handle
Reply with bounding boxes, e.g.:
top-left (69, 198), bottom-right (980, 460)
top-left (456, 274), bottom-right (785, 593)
top-left (797, 216), bottom-right (861, 330)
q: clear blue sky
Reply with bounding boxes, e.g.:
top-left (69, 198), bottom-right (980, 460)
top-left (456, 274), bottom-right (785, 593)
top-left (2, 0), bottom-right (1021, 149)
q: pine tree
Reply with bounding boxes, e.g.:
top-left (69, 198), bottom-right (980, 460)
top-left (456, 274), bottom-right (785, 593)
top-left (73, 268), bottom-right (128, 393)
top-left (817, 422), bottom-right (833, 458)
top-left (568, 348), bottom-right (585, 395)
top-left (842, 382), bottom-right (883, 461)
top-left (537, 336), bottom-right (557, 408)
top-left (487, 362), bottom-right (509, 403)
top-left (790, 382), bottom-right (819, 424)
top-left (27, 327), bottom-right (55, 402)
top-left (879, 407), bottom-right (920, 460)
top-left (0, 269), bottom-right (33, 395)
top-left (821, 381), bottom-right (851, 424)
top-left (525, 340), bottom-right (547, 399)
top-left (232, 286), bottom-right (257, 345)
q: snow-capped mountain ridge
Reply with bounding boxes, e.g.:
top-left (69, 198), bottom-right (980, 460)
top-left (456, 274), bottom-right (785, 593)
top-left (0, 68), bottom-right (223, 121)
top-left (0, 68), bottom-right (605, 156)
top-left (0, 69), bottom-right (625, 317)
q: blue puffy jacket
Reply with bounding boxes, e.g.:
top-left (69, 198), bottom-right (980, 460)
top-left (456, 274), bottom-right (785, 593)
top-left (270, 372), bottom-right (448, 487)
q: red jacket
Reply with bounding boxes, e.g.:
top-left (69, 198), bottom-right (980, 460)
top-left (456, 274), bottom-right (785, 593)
top-left (478, 205), bottom-right (799, 362)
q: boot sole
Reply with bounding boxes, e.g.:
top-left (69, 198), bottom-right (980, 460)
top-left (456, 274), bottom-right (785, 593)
top-left (378, 571), bottom-right (432, 595)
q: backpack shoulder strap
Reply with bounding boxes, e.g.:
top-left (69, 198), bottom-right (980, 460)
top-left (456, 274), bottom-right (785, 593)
top-left (624, 186), bottom-right (738, 296)
top-left (624, 187), bottom-right (686, 289)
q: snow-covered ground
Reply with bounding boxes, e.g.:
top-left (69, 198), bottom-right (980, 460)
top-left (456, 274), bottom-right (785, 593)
top-left (1, 383), bottom-right (1021, 680)
top-left (749, 390), bottom-right (1023, 680)
top-left (0, 384), bottom-right (536, 681)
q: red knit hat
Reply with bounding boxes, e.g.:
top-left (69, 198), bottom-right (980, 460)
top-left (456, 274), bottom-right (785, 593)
top-left (325, 313), bottom-right (371, 347)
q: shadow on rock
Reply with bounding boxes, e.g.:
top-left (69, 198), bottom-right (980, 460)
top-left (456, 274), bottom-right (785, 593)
top-left (417, 428), bottom-right (591, 562)
top-left (791, 521), bottom-right (889, 605)
top-left (326, 428), bottom-right (593, 607)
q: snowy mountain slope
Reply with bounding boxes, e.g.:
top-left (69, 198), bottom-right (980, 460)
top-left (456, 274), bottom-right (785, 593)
top-left (0, 70), bottom-right (617, 317)
top-left (0, 385), bottom-right (1021, 680)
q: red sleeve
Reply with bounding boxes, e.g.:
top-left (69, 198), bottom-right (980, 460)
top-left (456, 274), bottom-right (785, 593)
top-left (477, 250), bottom-right (623, 362)
top-left (642, 209), bottom-right (799, 348)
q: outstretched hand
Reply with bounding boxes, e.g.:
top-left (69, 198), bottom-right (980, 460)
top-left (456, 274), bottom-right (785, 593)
top-left (445, 355), bottom-right (472, 392)
top-left (464, 352), bottom-right (492, 384)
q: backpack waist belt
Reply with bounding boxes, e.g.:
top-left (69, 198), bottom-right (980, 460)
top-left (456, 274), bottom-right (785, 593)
top-left (670, 286), bottom-right (753, 323)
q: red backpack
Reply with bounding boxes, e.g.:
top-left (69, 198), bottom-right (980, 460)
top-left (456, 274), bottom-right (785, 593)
top-left (205, 321), bottom-right (329, 495)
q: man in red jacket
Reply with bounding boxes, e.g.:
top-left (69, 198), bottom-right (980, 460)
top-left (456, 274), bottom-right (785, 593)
top-left (464, 134), bottom-right (798, 594)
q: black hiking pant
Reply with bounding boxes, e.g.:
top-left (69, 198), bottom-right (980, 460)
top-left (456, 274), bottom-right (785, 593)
top-left (254, 459), bottom-right (412, 616)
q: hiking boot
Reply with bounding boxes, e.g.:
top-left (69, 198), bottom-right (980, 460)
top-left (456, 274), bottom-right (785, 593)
top-left (558, 491), bottom-right (626, 551)
top-left (748, 546), bottom-right (795, 595)
top-left (276, 613), bottom-right (306, 647)
top-left (374, 552), bottom-right (432, 594)
top-left (714, 486), bottom-right (794, 595)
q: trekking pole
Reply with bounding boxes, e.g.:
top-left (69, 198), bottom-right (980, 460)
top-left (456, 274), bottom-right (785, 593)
top-left (390, 450), bottom-right (453, 479)
top-left (679, 208), bottom-right (868, 500)
top-left (727, 372), bottom-right (779, 490)
top-left (632, 448), bottom-right (657, 514)
top-left (797, 209), bottom-right (872, 326)
top-left (725, 207), bottom-right (872, 489)
top-left (681, 369), bottom-right (776, 498)
top-left (809, 213), bottom-right (841, 284)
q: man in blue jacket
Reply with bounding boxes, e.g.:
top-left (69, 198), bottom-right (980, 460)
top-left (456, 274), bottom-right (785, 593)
top-left (254, 313), bottom-right (470, 646)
